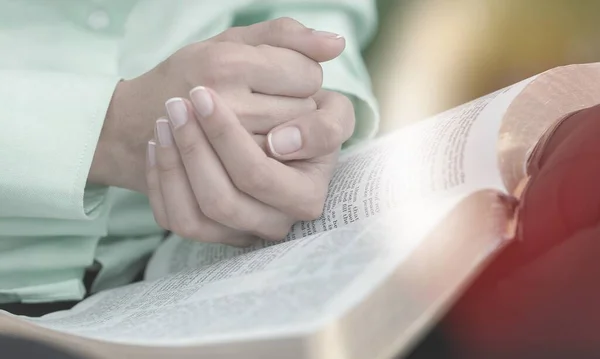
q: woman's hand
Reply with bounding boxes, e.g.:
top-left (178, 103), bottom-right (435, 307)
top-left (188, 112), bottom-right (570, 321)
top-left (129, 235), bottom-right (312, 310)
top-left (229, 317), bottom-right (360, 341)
top-left (146, 86), bottom-right (355, 245)
top-left (90, 17), bottom-right (346, 194)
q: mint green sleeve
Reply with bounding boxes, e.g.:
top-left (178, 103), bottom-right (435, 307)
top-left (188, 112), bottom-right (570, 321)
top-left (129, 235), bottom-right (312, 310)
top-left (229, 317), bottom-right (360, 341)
top-left (236, 0), bottom-right (380, 145)
top-left (0, 70), bottom-right (120, 221)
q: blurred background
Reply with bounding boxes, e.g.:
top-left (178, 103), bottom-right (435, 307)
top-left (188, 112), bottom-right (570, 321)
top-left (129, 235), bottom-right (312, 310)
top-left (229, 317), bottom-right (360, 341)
top-left (365, 0), bottom-right (600, 133)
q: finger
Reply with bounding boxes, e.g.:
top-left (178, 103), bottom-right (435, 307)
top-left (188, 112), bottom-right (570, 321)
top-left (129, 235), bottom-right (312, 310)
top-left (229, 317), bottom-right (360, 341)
top-left (247, 45), bottom-right (323, 97)
top-left (211, 17), bottom-right (346, 63)
top-left (266, 90), bottom-right (355, 160)
top-left (231, 93), bottom-right (316, 134)
top-left (201, 42), bottom-right (322, 97)
top-left (189, 86), bottom-right (327, 220)
top-left (154, 118), bottom-right (255, 246)
top-left (146, 140), bottom-right (168, 229)
top-left (165, 97), bottom-right (294, 240)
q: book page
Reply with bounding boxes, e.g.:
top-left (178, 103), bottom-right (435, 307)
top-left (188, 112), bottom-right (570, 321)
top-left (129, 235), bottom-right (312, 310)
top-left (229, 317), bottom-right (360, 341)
top-left (296, 76), bottom-right (535, 240)
top-left (145, 76), bottom-right (536, 281)
top-left (19, 201), bottom-right (464, 346)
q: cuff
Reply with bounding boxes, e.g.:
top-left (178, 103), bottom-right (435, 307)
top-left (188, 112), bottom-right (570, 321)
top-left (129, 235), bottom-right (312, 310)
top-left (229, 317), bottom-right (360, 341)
top-left (0, 70), bottom-right (120, 220)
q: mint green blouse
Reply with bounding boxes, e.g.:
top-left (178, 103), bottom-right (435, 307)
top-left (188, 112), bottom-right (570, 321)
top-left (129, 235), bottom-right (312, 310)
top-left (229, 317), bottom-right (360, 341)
top-left (0, 0), bottom-right (379, 304)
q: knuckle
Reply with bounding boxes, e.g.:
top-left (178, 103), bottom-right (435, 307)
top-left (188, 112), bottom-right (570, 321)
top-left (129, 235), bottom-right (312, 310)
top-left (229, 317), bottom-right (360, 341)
top-left (269, 17), bottom-right (303, 34)
top-left (229, 99), bottom-right (254, 121)
top-left (327, 115), bottom-right (345, 146)
top-left (145, 169), bottom-right (160, 190)
top-left (305, 63), bottom-right (323, 93)
top-left (297, 198), bottom-right (326, 221)
top-left (217, 26), bottom-right (242, 42)
top-left (156, 156), bottom-right (181, 176)
top-left (337, 92), bottom-right (355, 111)
top-left (315, 113), bottom-right (344, 153)
top-left (305, 96), bottom-right (318, 112)
top-left (177, 138), bottom-right (200, 163)
top-left (188, 41), bottom-right (208, 54)
top-left (339, 93), bottom-right (356, 123)
top-left (255, 43), bottom-right (273, 52)
top-left (200, 194), bottom-right (237, 223)
top-left (239, 213), bottom-right (262, 234)
top-left (319, 94), bottom-right (355, 148)
top-left (202, 42), bottom-right (245, 79)
top-left (301, 187), bottom-right (327, 220)
top-left (217, 42), bottom-right (246, 65)
top-left (330, 92), bottom-right (355, 119)
top-left (175, 43), bottom-right (199, 60)
top-left (171, 219), bottom-right (202, 240)
top-left (203, 117), bottom-right (235, 143)
top-left (235, 161), bottom-right (272, 194)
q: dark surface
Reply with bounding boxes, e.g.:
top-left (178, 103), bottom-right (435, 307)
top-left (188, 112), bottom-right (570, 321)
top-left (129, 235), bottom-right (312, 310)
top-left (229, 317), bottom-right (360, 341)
top-left (404, 326), bottom-right (455, 359)
top-left (0, 334), bottom-right (88, 359)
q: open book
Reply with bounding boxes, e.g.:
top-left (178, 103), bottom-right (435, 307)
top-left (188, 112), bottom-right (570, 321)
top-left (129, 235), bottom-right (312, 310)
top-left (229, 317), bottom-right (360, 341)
top-left (2, 63), bottom-right (600, 359)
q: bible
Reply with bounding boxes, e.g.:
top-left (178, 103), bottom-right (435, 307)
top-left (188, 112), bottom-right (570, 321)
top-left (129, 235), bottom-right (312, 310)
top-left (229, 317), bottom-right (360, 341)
top-left (2, 63), bottom-right (600, 359)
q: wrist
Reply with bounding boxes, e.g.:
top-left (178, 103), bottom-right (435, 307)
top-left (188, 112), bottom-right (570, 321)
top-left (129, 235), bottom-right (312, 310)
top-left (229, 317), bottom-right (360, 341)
top-left (89, 79), bottom-right (147, 193)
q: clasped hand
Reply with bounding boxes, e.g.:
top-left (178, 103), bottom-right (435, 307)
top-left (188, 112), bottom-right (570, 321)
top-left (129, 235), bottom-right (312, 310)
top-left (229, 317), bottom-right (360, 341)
top-left (132, 18), bottom-right (355, 245)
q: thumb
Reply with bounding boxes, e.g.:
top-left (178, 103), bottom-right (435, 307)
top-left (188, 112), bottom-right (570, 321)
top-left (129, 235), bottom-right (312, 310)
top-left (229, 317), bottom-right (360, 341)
top-left (212, 17), bottom-right (346, 63)
top-left (266, 90), bottom-right (355, 160)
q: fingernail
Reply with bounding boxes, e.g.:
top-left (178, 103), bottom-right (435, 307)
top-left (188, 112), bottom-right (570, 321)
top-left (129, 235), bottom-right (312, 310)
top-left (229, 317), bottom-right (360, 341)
top-left (147, 140), bottom-right (156, 167)
top-left (165, 98), bottom-right (188, 128)
top-left (189, 86), bottom-right (214, 117)
top-left (268, 127), bottom-right (302, 156)
top-left (155, 119), bottom-right (174, 147)
top-left (312, 30), bottom-right (343, 39)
